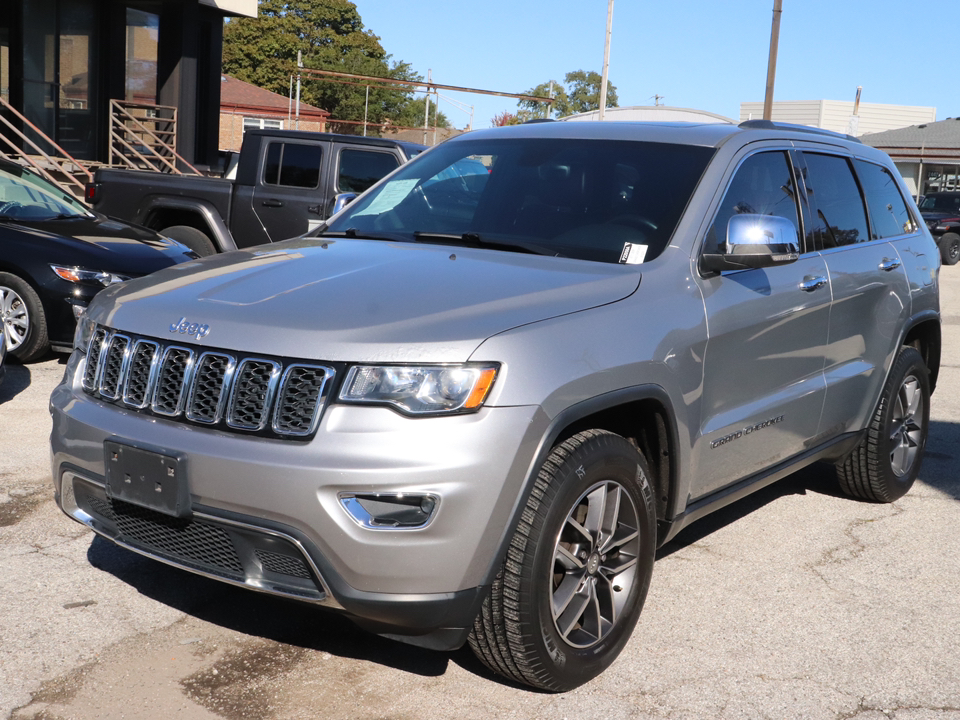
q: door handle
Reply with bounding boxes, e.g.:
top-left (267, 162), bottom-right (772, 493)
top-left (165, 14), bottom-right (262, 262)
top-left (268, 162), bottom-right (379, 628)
top-left (879, 258), bottom-right (901, 272)
top-left (799, 275), bottom-right (828, 292)
top-left (261, 199), bottom-right (283, 208)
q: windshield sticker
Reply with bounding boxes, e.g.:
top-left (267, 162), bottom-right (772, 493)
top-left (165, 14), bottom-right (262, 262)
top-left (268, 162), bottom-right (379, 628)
top-left (353, 179), bottom-right (419, 216)
top-left (619, 243), bottom-right (648, 265)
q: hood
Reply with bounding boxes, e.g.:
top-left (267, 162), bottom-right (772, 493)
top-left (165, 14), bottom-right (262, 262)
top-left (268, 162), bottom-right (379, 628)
top-left (920, 210), bottom-right (959, 222)
top-left (91, 237), bottom-right (641, 362)
top-left (9, 214), bottom-right (194, 274)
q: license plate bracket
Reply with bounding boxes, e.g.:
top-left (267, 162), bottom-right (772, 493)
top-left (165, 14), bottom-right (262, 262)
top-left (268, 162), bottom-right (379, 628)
top-left (104, 440), bottom-right (190, 518)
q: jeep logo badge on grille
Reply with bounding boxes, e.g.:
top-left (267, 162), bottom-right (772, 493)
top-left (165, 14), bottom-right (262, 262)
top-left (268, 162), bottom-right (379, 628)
top-left (170, 317), bottom-right (211, 340)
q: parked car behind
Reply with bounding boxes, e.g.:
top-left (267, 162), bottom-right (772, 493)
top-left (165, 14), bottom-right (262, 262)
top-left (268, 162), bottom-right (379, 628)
top-left (0, 159), bottom-right (197, 361)
top-left (918, 191), bottom-right (960, 265)
top-left (85, 131), bottom-right (425, 256)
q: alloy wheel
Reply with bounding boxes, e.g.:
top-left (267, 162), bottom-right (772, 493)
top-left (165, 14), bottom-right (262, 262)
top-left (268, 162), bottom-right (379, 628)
top-left (0, 286), bottom-right (28, 351)
top-left (889, 374), bottom-right (924, 477)
top-left (551, 480), bottom-right (641, 649)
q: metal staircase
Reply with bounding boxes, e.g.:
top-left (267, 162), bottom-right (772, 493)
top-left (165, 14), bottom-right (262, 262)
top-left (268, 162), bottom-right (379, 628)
top-left (0, 96), bottom-right (93, 199)
top-left (108, 100), bottom-right (201, 175)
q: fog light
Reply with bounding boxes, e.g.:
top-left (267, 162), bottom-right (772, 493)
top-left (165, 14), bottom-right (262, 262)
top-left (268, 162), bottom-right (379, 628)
top-left (339, 492), bottom-right (439, 530)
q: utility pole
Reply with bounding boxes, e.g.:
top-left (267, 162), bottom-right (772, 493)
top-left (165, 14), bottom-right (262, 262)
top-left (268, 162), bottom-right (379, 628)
top-left (295, 50), bottom-right (302, 130)
top-left (598, 0), bottom-right (614, 121)
top-left (762, 0), bottom-right (783, 121)
top-left (423, 69), bottom-right (431, 144)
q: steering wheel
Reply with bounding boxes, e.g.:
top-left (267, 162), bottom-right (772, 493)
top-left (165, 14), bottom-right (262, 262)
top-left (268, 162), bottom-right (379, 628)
top-left (0, 202), bottom-right (23, 216)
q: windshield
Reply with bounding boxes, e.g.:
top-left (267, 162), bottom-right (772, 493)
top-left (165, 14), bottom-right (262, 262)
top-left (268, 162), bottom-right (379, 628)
top-left (0, 164), bottom-right (94, 221)
top-left (919, 194), bottom-right (960, 213)
top-left (324, 138), bottom-right (714, 264)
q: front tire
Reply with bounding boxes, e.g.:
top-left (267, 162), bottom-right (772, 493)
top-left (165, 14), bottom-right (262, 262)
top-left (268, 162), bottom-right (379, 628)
top-left (938, 232), bottom-right (960, 266)
top-left (161, 225), bottom-right (217, 257)
top-left (836, 346), bottom-right (930, 502)
top-left (469, 430), bottom-right (657, 691)
top-left (0, 272), bottom-right (48, 362)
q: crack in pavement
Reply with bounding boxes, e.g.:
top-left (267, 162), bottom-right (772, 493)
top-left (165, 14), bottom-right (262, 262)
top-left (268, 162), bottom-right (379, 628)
top-left (806, 505), bottom-right (905, 587)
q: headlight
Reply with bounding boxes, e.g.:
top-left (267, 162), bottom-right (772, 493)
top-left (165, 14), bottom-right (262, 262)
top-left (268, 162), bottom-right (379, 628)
top-left (73, 314), bottom-right (96, 354)
top-left (51, 265), bottom-right (129, 287)
top-left (339, 364), bottom-right (499, 415)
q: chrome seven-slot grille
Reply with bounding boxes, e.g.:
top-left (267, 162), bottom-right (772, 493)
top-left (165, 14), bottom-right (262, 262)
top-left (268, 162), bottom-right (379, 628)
top-left (82, 326), bottom-right (335, 438)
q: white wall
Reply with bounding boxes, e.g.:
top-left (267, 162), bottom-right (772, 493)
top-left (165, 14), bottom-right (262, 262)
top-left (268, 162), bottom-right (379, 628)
top-left (739, 100), bottom-right (936, 136)
top-left (199, 0), bottom-right (257, 17)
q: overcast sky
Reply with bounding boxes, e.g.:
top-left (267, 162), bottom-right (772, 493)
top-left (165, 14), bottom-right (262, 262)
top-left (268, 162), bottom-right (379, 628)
top-left (358, 0), bottom-right (959, 130)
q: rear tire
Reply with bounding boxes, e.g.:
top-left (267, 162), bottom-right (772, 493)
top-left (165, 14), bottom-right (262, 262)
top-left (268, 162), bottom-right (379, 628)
top-left (836, 346), bottom-right (930, 502)
top-left (938, 232), bottom-right (960, 266)
top-left (469, 429), bottom-right (657, 691)
top-left (0, 272), bottom-right (48, 362)
top-left (162, 225), bottom-right (216, 257)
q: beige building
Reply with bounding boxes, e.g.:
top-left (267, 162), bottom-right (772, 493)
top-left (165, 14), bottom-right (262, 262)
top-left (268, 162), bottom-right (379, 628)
top-left (739, 100), bottom-right (936, 137)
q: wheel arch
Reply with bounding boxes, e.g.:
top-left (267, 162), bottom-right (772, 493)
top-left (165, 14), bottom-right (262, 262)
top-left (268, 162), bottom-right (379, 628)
top-left (138, 197), bottom-right (237, 252)
top-left (480, 385), bottom-right (682, 593)
top-left (901, 312), bottom-right (941, 393)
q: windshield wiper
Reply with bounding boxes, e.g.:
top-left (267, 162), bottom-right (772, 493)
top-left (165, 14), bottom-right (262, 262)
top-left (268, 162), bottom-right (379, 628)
top-left (320, 228), bottom-right (406, 242)
top-left (413, 231), bottom-right (561, 257)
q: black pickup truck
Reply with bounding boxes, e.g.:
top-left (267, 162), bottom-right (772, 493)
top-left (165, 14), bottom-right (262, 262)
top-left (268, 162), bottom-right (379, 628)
top-left (918, 191), bottom-right (960, 265)
top-left (85, 130), bottom-right (424, 255)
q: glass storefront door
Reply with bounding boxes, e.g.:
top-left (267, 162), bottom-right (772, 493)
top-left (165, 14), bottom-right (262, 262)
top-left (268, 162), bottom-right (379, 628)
top-left (19, 0), bottom-right (98, 160)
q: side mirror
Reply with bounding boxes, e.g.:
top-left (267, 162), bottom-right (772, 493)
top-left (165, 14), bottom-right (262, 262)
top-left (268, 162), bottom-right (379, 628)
top-left (331, 192), bottom-right (357, 216)
top-left (700, 214), bottom-right (800, 273)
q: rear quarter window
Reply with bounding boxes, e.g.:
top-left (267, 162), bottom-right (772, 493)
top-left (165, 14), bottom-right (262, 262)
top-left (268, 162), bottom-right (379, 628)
top-left (802, 153), bottom-right (869, 248)
top-left (854, 160), bottom-right (917, 239)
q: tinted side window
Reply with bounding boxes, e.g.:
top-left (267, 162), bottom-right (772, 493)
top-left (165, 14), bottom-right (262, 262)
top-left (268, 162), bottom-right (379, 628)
top-left (802, 153), bottom-right (869, 248)
top-left (854, 160), bottom-right (917, 239)
top-left (263, 143), bottom-right (323, 188)
top-left (706, 151), bottom-right (800, 254)
top-left (338, 149), bottom-right (400, 193)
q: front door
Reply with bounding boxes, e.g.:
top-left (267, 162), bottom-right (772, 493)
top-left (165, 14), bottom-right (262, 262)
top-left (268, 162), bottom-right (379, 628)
top-left (692, 149), bottom-right (830, 498)
top-left (249, 138), bottom-right (329, 244)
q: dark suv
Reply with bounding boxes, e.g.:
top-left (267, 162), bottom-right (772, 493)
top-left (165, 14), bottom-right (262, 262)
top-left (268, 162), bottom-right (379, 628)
top-left (51, 119), bottom-right (941, 691)
top-left (918, 192), bottom-right (960, 265)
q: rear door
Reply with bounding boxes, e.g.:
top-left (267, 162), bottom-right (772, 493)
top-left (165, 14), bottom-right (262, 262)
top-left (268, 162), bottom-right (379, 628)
top-left (797, 150), bottom-right (913, 433)
top-left (249, 138), bottom-right (330, 244)
top-left (692, 147), bottom-right (831, 498)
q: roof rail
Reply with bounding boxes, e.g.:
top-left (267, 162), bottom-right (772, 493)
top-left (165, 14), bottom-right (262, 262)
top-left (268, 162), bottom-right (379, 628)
top-left (738, 119), bottom-right (861, 144)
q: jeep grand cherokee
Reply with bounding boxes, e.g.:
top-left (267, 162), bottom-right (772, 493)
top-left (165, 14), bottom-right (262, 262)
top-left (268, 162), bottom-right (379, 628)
top-left (50, 120), bottom-right (941, 691)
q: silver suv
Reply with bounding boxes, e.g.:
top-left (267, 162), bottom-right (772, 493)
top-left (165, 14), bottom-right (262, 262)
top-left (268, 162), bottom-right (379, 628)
top-left (50, 120), bottom-right (941, 691)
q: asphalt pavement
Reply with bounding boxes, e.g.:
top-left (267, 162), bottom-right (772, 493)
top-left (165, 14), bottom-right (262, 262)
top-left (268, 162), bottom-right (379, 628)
top-left (1, 268), bottom-right (959, 720)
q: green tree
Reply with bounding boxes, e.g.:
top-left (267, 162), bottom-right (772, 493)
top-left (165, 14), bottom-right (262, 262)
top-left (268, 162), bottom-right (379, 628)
top-left (222, 0), bottom-right (436, 134)
top-left (517, 81), bottom-right (569, 119)
top-left (517, 71), bottom-right (618, 119)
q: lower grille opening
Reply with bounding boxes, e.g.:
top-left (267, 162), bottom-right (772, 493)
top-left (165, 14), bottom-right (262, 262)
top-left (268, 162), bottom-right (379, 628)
top-left (75, 479), bottom-right (326, 601)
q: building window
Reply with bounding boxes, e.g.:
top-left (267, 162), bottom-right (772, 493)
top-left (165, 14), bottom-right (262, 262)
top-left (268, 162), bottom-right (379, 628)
top-left (243, 117), bottom-right (283, 132)
top-left (125, 8), bottom-right (159, 104)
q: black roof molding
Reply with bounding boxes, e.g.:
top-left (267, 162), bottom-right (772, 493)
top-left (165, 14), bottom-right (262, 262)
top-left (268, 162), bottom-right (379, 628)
top-left (739, 119), bottom-right (861, 144)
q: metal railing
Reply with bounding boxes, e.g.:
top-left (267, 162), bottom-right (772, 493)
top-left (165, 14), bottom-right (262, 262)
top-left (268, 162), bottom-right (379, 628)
top-left (0, 95), bottom-right (93, 199)
top-left (108, 100), bottom-right (201, 175)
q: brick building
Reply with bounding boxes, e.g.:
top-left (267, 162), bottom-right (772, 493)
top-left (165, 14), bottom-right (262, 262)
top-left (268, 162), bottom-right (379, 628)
top-left (218, 75), bottom-right (329, 153)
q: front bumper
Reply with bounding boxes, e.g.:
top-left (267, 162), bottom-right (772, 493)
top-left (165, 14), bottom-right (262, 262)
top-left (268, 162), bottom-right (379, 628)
top-left (51, 351), bottom-right (548, 646)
